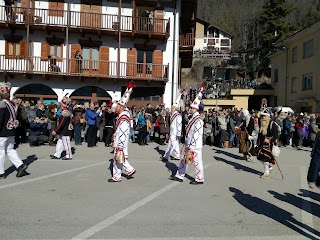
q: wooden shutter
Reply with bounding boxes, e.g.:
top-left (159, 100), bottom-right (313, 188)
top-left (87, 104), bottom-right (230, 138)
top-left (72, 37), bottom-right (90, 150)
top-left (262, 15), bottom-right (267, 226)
top-left (99, 46), bottom-right (109, 75)
top-left (21, 0), bottom-right (29, 9)
top-left (80, 4), bottom-right (91, 27)
top-left (41, 41), bottom-right (49, 60)
top-left (71, 44), bottom-right (81, 73)
top-left (126, 48), bottom-right (137, 76)
top-left (152, 50), bottom-right (163, 78)
top-left (90, 5), bottom-right (101, 28)
top-left (20, 40), bottom-right (27, 57)
top-left (5, 41), bottom-right (9, 57)
top-left (154, 10), bottom-right (164, 33)
top-left (49, 1), bottom-right (64, 17)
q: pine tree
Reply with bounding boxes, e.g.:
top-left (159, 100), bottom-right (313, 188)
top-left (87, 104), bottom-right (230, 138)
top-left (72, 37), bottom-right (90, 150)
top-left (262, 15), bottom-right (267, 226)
top-left (258, 0), bottom-right (296, 69)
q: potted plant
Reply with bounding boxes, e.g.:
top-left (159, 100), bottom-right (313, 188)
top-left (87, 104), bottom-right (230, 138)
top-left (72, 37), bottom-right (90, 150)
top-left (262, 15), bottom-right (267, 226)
top-left (224, 131), bottom-right (230, 148)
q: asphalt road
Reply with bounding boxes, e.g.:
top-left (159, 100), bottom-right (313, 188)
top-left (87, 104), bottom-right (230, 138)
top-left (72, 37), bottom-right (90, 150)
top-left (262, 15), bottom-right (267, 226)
top-left (0, 141), bottom-right (319, 240)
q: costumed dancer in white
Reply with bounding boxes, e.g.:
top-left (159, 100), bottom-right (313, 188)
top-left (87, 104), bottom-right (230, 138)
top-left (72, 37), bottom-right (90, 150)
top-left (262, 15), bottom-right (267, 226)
top-left (0, 81), bottom-right (28, 179)
top-left (162, 90), bottom-right (185, 162)
top-left (170, 85), bottom-right (205, 185)
top-left (50, 96), bottom-right (74, 160)
top-left (108, 81), bottom-right (136, 183)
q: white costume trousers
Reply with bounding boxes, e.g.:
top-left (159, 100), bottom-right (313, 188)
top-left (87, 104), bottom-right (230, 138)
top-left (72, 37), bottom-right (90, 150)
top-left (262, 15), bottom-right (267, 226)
top-left (0, 137), bottom-right (23, 174)
top-left (112, 159), bottom-right (135, 181)
top-left (164, 137), bottom-right (180, 159)
top-left (175, 149), bottom-right (204, 182)
top-left (54, 136), bottom-right (72, 158)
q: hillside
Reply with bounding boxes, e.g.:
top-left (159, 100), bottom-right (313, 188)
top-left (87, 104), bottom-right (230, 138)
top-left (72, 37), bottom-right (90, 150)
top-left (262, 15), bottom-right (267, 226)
top-left (197, 0), bottom-right (320, 50)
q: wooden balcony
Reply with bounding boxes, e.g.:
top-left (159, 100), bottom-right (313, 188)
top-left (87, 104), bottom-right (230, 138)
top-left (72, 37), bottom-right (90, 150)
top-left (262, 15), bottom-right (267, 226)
top-left (0, 55), bottom-right (169, 82)
top-left (179, 33), bottom-right (195, 49)
top-left (0, 6), bottom-right (170, 40)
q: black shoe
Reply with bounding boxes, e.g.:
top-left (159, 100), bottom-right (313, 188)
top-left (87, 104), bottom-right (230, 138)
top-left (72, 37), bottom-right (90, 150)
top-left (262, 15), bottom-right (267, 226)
top-left (170, 156), bottom-right (180, 161)
top-left (127, 169), bottom-right (136, 179)
top-left (61, 157), bottom-right (72, 160)
top-left (50, 155), bottom-right (60, 159)
top-left (145, 143), bottom-right (149, 145)
top-left (169, 176), bottom-right (183, 182)
top-left (108, 179), bottom-right (121, 183)
top-left (162, 157), bottom-right (168, 162)
top-left (16, 164), bottom-right (28, 178)
top-left (0, 174), bottom-right (6, 179)
top-left (190, 180), bottom-right (204, 185)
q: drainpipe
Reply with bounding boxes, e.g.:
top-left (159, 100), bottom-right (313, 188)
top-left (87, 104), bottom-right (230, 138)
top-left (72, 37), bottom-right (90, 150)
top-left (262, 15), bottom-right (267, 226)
top-left (117, 0), bottom-right (122, 78)
top-left (171, 0), bottom-right (177, 105)
top-left (66, 0), bottom-right (70, 73)
top-left (284, 46), bottom-right (288, 106)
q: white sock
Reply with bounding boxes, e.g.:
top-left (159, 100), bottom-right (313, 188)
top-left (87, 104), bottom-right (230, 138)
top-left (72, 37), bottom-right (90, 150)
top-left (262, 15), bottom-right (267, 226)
top-left (264, 162), bottom-right (270, 174)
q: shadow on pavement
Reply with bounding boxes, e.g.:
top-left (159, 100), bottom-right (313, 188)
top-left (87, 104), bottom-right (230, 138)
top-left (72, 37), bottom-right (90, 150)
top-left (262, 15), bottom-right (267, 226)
top-left (215, 148), bottom-right (243, 160)
top-left (269, 190), bottom-right (320, 218)
top-left (299, 189), bottom-right (320, 203)
top-left (154, 146), bottom-right (165, 157)
top-left (5, 154), bottom-right (38, 177)
top-left (230, 187), bottom-right (320, 239)
top-left (214, 156), bottom-right (261, 176)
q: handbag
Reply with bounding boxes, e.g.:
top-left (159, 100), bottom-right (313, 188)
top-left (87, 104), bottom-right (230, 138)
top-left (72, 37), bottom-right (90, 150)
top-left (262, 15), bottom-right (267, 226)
top-left (272, 144), bottom-right (280, 157)
top-left (233, 128), bottom-right (241, 134)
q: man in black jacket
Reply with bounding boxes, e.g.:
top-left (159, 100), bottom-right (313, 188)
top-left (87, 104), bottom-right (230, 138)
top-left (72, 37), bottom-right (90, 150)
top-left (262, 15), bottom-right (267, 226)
top-left (0, 82), bottom-right (28, 179)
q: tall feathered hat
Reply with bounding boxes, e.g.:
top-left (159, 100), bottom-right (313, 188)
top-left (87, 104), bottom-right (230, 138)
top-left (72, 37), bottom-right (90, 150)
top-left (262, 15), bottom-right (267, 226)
top-left (61, 93), bottom-right (69, 107)
top-left (0, 82), bottom-right (12, 95)
top-left (172, 89), bottom-right (186, 108)
top-left (260, 108), bottom-right (271, 117)
top-left (119, 81), bottom-right (136, 107)
top-left (190, 82), bottom-right (206, 110)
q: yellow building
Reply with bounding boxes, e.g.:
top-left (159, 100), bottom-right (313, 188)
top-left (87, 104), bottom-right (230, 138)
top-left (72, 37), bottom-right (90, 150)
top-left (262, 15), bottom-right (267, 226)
top-left (270, 21), bottom-right (320, 113)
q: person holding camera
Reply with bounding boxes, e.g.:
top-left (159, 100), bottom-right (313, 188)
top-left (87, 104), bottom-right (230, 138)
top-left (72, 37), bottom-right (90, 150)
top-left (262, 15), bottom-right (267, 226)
top-left (28, 117), bottom-right (49, 147)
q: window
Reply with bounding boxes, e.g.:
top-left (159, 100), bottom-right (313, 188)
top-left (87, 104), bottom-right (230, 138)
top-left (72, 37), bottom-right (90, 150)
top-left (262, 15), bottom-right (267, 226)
top-left (303, 40), bottom-right (313, 59)
top-left (273, 68), bottom-right (278, 83)
top-left (220, 39), bottom-right (230, 46)
top-left (207, 39), bottom-right (215, 45)
top-left (302, 74), bottom-right (312, 90)
top-left (274, 96), bottom-right (278, 107)
top-left (143, 96), bottom-right (150, 101)
top-left (5, 40), bottom-right (26, 58)
top-left (291, 77), bottom-right (297, 93)
top-left (82, 47), bottom-right (99, 71)
top-left (137, 50), bottom-right (153, 74)
top-left (41, 42), bottom-right (63, 61)
top-left (292, 47), bottom-right (297, 63)
top-left (152, 96), bottom-right (160, 101)
top-left (49, 45), bottom-right (62, 58)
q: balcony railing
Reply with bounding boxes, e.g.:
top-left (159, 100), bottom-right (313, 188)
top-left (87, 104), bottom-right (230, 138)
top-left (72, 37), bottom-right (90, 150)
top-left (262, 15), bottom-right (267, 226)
top-left (179, 33), bottom-right (194, 47)
top-left (0, 55), bottom-right (168, 81)
top-left (0, 6), bottom-right (170, 36)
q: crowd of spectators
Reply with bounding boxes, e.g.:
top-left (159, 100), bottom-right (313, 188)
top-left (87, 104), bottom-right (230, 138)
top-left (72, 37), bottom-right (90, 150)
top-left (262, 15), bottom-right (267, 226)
top-left (11, 95), bottom-right (319, 153)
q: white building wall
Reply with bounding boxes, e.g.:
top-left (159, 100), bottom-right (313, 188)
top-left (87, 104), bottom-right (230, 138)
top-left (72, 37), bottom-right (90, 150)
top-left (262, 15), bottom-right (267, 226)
top-left (0, 0), bottom-right (180, 106)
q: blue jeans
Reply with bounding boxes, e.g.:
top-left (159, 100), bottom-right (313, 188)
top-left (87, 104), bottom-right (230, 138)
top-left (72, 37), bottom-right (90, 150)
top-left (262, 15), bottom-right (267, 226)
top-left (130, 127), bottom-right (135, 142)
top-left (219, 129), bottom-right (226, 147)
top-left (74, 123), bottom-right (82, 145)
top-left (307, 134), bottom-right (320, 183)
top-left (229, 130), bottom-right (235, 146)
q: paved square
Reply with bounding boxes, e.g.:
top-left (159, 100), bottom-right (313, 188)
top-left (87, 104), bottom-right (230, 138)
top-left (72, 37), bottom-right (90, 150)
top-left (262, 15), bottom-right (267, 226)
top-left (0, 142), bottom-right (319, 239)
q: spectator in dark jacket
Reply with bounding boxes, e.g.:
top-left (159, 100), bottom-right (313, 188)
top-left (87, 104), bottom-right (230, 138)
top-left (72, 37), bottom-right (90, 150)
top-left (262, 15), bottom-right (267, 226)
top-left (47, 104), bottom-right (57, 146)
top-left (85, 102), bottom-right (101, 147)
top-left (104, 106), bottom-right (116, 147)
top-left (73, 105), bottom-right (84, 145)
top-left (309, 117), bottom-right (319, 148)
top-left (29, 117), bottom-right (49, 147)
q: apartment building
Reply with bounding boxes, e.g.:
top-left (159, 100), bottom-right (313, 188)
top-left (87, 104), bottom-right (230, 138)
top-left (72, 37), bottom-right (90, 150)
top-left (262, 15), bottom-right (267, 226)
top-left (0, 0), bottom-right (197, 106)
top-left (270, 21), bottom-right (320, 113)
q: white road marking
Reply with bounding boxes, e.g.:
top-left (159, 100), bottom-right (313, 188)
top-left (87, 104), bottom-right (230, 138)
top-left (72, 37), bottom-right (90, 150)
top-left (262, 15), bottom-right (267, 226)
top-left (0, 162), bottom-right (106, 190)
top-left (300, 167), bottom-right (314, 230)
top-left (82, 236), bottom-right (309, 240)
top-left (72, 164), bottom-right (211, 240)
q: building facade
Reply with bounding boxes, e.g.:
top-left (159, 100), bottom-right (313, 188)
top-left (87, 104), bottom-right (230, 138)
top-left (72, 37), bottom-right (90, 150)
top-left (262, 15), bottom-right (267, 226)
top-left (0, 0), bottom-right (196, 106)
top-left (271, 21), bottom-right (320, 113)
